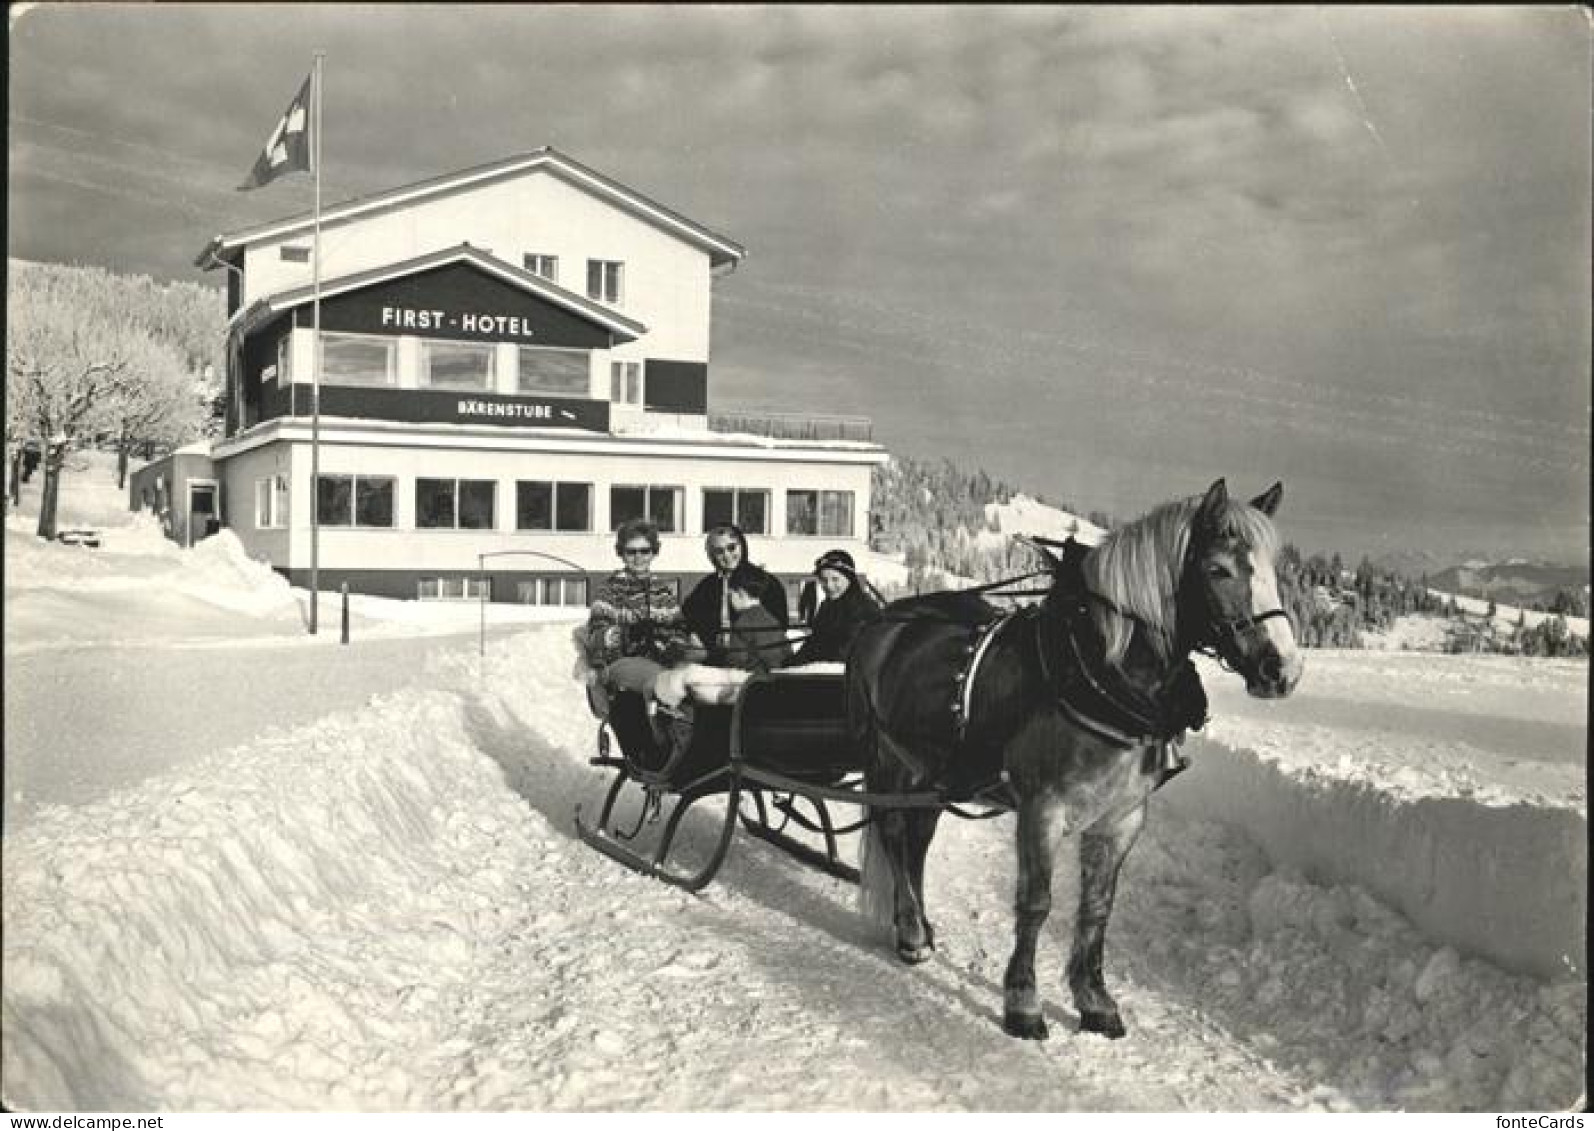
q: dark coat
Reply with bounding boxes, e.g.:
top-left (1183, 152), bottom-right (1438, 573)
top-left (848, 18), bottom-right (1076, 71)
top-left (790, 583), bottom-right (881, 665)
top-left (682, 527), bottom-right (790, 667)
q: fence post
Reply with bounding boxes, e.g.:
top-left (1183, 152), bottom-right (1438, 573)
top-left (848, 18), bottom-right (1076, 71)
top-left (340, 582), bottom-right (350, 645)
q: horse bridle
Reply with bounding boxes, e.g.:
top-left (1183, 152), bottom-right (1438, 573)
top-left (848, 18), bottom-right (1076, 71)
top-left (1080, 527), bottom-right (1290, 676)
top-left (1176, 528), bottom-right (1291, 675)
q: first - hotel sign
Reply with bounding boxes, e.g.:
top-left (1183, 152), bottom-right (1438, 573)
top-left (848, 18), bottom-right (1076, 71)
top-left (381, 305), bottom-right (538, 340)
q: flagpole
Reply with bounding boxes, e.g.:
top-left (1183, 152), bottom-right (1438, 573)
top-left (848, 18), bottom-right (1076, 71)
top-left (309, 50), bottom-right (325, 635)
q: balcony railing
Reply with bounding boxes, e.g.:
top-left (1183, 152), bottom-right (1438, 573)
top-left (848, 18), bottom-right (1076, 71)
top-left (708, 410), bottom-right (874, 443)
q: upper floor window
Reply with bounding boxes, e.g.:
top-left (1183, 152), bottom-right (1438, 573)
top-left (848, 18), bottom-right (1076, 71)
top-left (280, 245), bottom-right (311, 263)
top-left (787, 489), bottom-right (855, 538)
top-left (610, 361), bottom-right (642, 405)
top-left (518, 346), bottom-right (589, 397)
top-left (524, 253), bottom-right (559, 283)
top-left (703, 488), bottom-right (769, 536)
top-left (421, 340), bottom-right (494, 392)
top-left (320, 333), bottom-right (396, 387)
top-left (316, 474), bottom-right (396, 528)
top-left (587, 259), bottom-right (624, 305)
top-left (276, 334), bottom-right (293, 386)
top-left (611, 484), bottom-right (681, 533)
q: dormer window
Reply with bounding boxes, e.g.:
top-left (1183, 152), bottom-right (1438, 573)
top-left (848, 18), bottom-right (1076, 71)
top-left (587, 259), bottom-right (623, 305)
top-left (524, 253), bottom-right (558, 283)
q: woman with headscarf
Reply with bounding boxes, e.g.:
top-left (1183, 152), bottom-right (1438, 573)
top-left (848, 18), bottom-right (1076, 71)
top-left (682, 523), bottom-right (792, 671)
top-left (789, 548), bottom-right (881, 666)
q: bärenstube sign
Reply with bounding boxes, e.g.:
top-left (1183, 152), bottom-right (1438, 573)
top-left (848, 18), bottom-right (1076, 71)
top-left (313, 386), bottom-right (609, 431)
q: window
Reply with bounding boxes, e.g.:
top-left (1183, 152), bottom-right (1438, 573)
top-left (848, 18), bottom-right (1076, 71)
top-left (516, 481), bottom-right (592, 532)
top-left (610, 361), bottom-right (642, 405)
top-left (320, 333), bottom-right (396, 387)
top-left (702, 488), bottom-right (769, 536)
top-left (276, 334), bottom-right (293, 386)
top-left (786, 489), bottom-right (855, 537)
top-left (316, 475), bottom-right (395, 528)
top-left (610, 484), bottom-right (682, 533)
top-left (421, 340), bottom-right (494, 391)
top-left (523, 253), bottom-right (558, 282)
top-left (587, 259), bottom-right (624, 304)
top-left (255, 474), bottom-right (290, 528)
top-left (280, 245), bottom-right (311, 263)
top-left (418, 576), bottom-right (491, 601)
top-left (515, 577), bottom-right (590, 606)
top-left (417, 478), bottom-right (497, 530)
top-left (517, 347), bottom-right (589, 397)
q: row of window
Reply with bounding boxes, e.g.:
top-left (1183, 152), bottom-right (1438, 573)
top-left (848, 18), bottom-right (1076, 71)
top-left (255, 475), bottom-right (856, 537)
top-left (275, 334), bottom-right (650, 406)
top-left (421, 573), bottom-right (814, 609)
top-left (280, 249), bottom-right (626, 308)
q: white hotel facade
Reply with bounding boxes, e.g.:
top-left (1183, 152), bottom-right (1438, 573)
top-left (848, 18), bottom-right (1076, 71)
top-left (180, 148), bottom-right (888, 606)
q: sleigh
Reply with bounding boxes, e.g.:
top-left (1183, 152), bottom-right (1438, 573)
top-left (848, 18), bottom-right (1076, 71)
top-left (574, 667), bottom-right (1010, 892)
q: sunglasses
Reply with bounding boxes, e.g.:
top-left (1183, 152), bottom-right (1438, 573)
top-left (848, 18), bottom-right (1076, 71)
top-left (622, 545), bottom-right (656, 557)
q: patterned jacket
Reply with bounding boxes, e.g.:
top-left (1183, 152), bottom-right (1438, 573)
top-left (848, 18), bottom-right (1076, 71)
top-left (585, 571), bottom-right (696, 667)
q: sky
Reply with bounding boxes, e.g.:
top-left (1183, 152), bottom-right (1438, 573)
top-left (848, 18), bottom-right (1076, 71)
top-left (8, 4), bottom-right (1591, 565)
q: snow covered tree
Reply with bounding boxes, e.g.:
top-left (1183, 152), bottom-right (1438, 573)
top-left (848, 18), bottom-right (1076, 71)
top-left (7, 277), bottom-right (146, 538)
top-left (106, 334), bottom-right (204, 488)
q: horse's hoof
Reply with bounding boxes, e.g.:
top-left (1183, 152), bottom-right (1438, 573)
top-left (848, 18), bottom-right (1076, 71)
top-left (1002, 1011), bottom-right (1049, 1040)
top-left (1078, 1010), bottom-right (1126, 1039)
top-left (895, 941), bottom-right (934, 965)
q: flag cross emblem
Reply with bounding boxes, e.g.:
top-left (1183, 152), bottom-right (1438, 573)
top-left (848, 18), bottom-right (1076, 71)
top-left (238, 73), bottom-right (313, 191)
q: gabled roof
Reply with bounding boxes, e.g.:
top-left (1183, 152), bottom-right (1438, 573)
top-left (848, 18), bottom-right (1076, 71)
top-left (197, 146), bottom-right (745, 270)
top-left (232, 243), bottom-right (646, 342)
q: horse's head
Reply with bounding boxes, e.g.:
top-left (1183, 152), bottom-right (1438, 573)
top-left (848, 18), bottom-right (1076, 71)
top-left (1179, 479), bottom-right (1304, 699)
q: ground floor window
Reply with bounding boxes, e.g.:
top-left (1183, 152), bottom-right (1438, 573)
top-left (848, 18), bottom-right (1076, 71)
top-left (255, 474), bottom-right (289, 528)
top-left (610, 484), bottom-right (681, 533)
top-left (515, 576), bottom-right (590, 606)
top-left (418, 576), bottom-right (491, 601)
top-left (702, 488), bottom-right (769, 535)
top-left (317, 474), bottom-right (396, 527)
top-left (417, 478), bottom-right (496, 530)
top-left (786, 489), bottom-right (854, 537)
top-left (516, 481), bottom-right (592, 531)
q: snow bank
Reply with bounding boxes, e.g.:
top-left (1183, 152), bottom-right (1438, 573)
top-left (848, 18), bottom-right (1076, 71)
top-left (1162, 741), bottom-right (1586, 983)
top-left (1169, 651), bottom-right (1587, 984)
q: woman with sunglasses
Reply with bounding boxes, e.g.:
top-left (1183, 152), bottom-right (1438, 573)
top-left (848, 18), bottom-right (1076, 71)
top-left (583, 519), bottom-right (697, 706)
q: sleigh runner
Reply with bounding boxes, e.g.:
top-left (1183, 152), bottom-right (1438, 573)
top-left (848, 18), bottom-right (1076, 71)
top-left (574, 661), bottom-right (1021, 893)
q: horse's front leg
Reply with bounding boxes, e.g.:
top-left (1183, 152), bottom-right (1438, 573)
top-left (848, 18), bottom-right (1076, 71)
top-left (1068, 801), bottom-right (1146, 1039)
top-left (1002, 797), bottom-right (1067, 1039)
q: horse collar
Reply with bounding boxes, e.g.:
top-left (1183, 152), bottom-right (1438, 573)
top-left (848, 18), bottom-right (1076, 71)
top-left (1033, 600), bottom-right (1206, 750)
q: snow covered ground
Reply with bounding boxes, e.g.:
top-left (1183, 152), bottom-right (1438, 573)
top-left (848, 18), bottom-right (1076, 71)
top-left (1, 455), bottom-right (1586, 1111)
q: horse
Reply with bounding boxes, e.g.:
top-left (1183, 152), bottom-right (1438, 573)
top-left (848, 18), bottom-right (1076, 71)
top-left (847, 479), bottom-right (1303, 1040)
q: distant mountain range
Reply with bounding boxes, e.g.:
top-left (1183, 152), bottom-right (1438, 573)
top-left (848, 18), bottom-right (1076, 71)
top-left (1425, 560), bottom-right (1589, 607)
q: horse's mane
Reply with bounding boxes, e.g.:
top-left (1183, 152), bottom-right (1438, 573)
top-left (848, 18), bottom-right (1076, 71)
top-left (1078, 494), bottom-right (1280, 667)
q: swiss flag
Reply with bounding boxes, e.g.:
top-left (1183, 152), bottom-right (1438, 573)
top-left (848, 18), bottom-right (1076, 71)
top-left (237, 73), bottom-right (313, 191)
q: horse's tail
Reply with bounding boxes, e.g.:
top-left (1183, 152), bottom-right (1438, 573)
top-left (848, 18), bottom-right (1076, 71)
top-left (847, 622), bottom-right (896, 939)
top-left (857, 820), bottom-right (894, 938)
